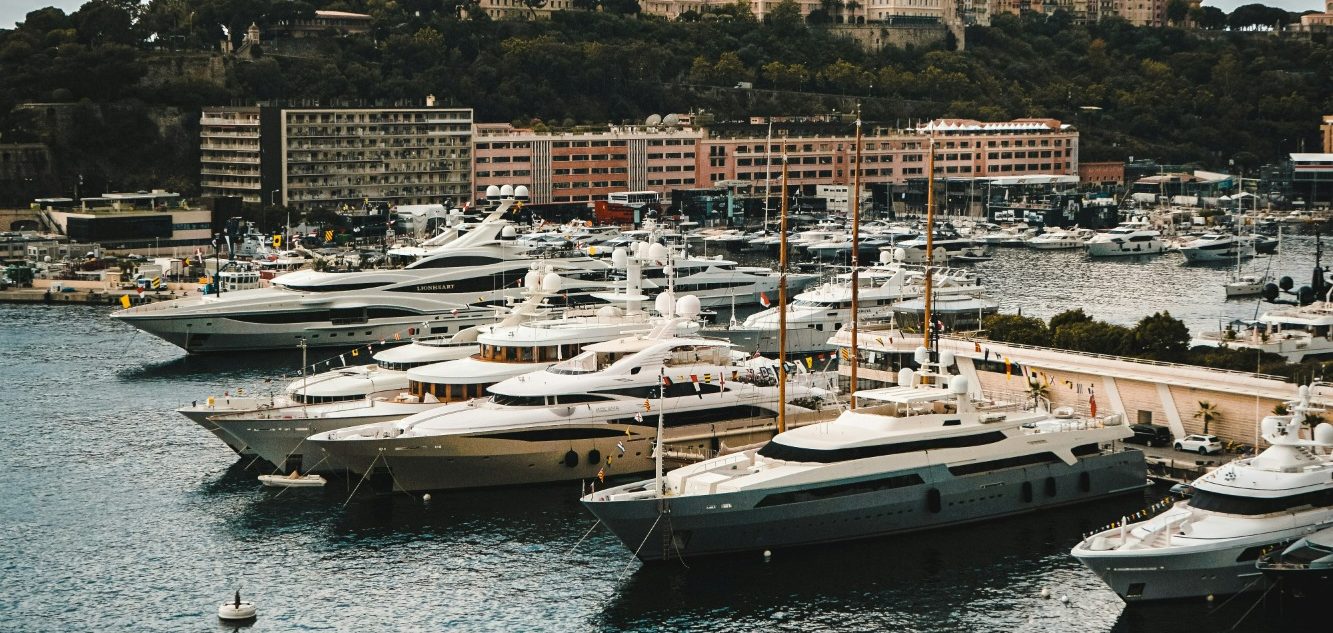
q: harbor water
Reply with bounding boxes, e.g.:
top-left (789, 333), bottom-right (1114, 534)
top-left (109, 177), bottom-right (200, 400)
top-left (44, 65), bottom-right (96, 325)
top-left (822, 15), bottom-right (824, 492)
top-left (1, 236), bottom-right (1324, 632)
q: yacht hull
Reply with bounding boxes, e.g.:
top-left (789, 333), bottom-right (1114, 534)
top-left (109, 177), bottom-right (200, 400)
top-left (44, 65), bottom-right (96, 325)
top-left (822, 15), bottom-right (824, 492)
top-left (585, 450), bottom-right (1146, 562)
top-left (178, 398), bottom-right (274, 456)
top-left (1073, 529), bottom-right (1318, 602)
top-left (1085, 242), bottom-right (1166, 257)
top-left (214, 406), bottom-right (434, 473)
top-left (115, 312), bottom-right (494, 353)
top-left (313, 416), bottom-right (796, 492)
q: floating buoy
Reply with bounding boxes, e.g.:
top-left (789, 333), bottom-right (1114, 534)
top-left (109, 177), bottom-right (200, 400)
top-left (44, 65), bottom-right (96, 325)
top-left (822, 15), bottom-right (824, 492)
top-left (422, 493), bottom-right (432, 502)
top-left (1059, 594), bottom-right (1069, 605)
top-left (763, 549), bottom-right (772, 562)
top-left (1206, 594), bottom-right (1215, 603)
top-left (1040, 587), bottom-right (1051, 599)
top-left (218, 590), bottom-right (256, 621)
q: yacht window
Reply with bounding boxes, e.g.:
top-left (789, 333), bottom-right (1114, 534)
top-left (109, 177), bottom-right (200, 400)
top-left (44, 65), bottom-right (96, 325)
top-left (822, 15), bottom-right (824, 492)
top-left (490, 394), bottom-right (549, 407)
top-left (553, 394), bottom-right (612, 404)
top-left (758, 431), bottom-right (1007, 463)
top-left (1189, 488), bottom-right (1333, 516)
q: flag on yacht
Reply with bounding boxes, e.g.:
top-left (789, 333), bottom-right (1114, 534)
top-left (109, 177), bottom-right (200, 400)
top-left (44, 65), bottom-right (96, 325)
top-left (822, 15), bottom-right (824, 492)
top-left (616, 442), bottom-right (625, 455)
top-left (1089, 394), bottom-right (1097, 417)
top-left (597, 468), bottom-right (605, 483)
top-left (758, 292), bottom-right (771, 308)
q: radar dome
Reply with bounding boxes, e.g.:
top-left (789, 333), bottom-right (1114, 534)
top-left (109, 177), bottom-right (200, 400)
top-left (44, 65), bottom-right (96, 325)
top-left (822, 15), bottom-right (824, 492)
top-left (647, 243), bottom-right (669, 263)
top-left (676, 294), bottom-right (701, 318)
top-left (913, 346), bottom-right (929, 365)
top-left (485, 185), bottom-right (501, 199)
top-left (501, 225), bottom-right (517, 238)
top-left (893, 248), bottom-right (907, 262)
top-left (646, 114), bottom-right (662, 126)
top-left (514, 185), bottom-right (530, 200)
top-left (1315, 422), bottom-right (1333, 446)
top-left (662, 113), bottom-right (681, 126)
top-left (597, 305), bottom-right (623, 319)
top-left (1260, 415), bottom-right (1282, 438)
top-left (655, 291), bottom-right (675, 316)
top-left (897, 368), bottom-right (916, 388)
top-left (500, 184), bottom-right (514, 198)
top-left (940, 350), bottom-right (955, 368)
top-left (542, 272), bottom-right (563, 293)
top-left (611, 247), bottom-right (628, 269)
top-left (949, 376), bottom-right (969, 395)
top-left (879, 251), bottom-right (892, 264)
top-left (524, 270), bottom-right (542, 290)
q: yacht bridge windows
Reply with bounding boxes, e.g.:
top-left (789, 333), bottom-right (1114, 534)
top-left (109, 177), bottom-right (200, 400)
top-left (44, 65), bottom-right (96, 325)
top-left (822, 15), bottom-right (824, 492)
top-left (408, 380), bottom-right (493, 402)
top-left (478, 342), bottom-right (584, 363)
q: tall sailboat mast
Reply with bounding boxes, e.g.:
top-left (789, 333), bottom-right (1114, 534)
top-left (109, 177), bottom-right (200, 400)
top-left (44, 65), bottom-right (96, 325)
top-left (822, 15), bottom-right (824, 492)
top-left (778, 154), bottom-right (789, 434)
top-left (849, 110), bottom-right (862, 408)
top-left (924, 131), bottom-right (936, 355)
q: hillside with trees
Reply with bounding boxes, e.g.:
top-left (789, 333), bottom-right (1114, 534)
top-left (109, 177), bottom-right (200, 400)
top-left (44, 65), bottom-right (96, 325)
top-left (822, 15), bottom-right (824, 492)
top-left (0, 0), bottom-right (1329, 201)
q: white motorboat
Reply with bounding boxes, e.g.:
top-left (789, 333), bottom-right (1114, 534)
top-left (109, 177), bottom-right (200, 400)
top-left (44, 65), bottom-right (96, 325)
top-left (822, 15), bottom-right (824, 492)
top-left (1084, 221), bottom-right (1166, 257)
top-left (1073, 385), bottom-right (1333, 602)
top-left (583, 349), bottom-right (1144, 561)
top-left (1223, 272), bottom-right (1270, 297)
top-left (112, 195), bottom-right (617, 353)
top-left (308, 301), bottom-right (837, 492)
top-left (1180, 233), bottom-right (1257, 263)
top-left (1028, 227), bottom-right (1091, 250)
top-left (1194, 295), bottom-right (1333, 362)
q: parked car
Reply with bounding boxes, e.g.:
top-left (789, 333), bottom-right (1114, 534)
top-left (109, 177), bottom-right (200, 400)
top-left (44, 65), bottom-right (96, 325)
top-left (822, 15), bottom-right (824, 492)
top-left (1175, 434), bottom-right (1224, 455)
top-left (1126, 423), bottom-right (1172, 447)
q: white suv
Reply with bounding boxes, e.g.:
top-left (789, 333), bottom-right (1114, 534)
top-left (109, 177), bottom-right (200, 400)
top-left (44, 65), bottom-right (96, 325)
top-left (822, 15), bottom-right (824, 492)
top-left (1175, 434), bottom-right (1223, 455)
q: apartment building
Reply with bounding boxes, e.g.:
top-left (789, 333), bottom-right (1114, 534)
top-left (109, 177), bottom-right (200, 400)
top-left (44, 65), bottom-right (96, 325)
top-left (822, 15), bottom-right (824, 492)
top-left (1321, 114), bottom-right (1333, 154)
top-left (201, 104), bottom-right (473, 212)
top-left (473, 124), bottom-right (704, 205)
top-left (476, 117), bottom-right (1076, 206)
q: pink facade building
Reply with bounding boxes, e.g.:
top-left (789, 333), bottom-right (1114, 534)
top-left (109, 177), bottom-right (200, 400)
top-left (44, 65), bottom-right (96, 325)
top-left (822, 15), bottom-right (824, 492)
top-left (474, 118), bottom-right (1077, 206)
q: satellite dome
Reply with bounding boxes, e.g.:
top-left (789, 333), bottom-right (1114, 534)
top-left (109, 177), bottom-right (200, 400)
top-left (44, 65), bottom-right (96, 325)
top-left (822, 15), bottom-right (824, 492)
top-left (646, 114), bottom-right (662, 126)
top-left (893, 247), bottom-right (907, 262)
top-left (897, 368), bottom-right (915, 388)
top-left (879, 251), bottom-right (892, 264)
top-left (939, 350), bottom-right (955, 368)
top-left (1314, 422), bottom-right (1333, 446)
top-left (1260, 415), bottom-right (1282, 438)
top-left (654, 291), bottom-right (675, 315)
top-left (662, 113), bottom-right (681, 126)
top-left (485, 185), bottom-right (501, 199)
top-left (675, 294), bottom-right (701, 318)
top-left (541, 272), bottom-right (563, 293)
top-left (514, 185), bottom-right (530, 200)
top-left (949, 376), bottom-right (969, 394)
top-left (524, 269), bottom-right (542, 290)
top-left (597, 305), bottom-right (622, 318)
top-left (611, 247), bottom-right (628, 269)
top-left (500, 184), bottom-right (514, 198)
top-left (501, 225), bottom-right (517, 238)
top-left (647, 243), bottom-right (669, 263)
top-left (913, 346), bottom-right (929, 365)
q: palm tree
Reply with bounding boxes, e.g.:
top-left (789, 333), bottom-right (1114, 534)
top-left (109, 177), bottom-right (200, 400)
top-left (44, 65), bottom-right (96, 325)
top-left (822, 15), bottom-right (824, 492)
top-left (1028, 380), bottom-right (1050, 410)
top-left (1194, 400), bottom-right (1220, 434)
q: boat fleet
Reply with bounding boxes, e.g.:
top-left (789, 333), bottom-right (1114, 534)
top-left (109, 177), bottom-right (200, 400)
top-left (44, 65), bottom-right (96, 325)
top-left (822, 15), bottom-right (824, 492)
top-left (108, 184), bottom-right (1333, 611)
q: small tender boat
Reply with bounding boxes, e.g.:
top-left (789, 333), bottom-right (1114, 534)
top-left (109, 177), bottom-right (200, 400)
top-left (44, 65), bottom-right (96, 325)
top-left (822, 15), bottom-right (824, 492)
top-left (258, 472), bottom-right (327, 487)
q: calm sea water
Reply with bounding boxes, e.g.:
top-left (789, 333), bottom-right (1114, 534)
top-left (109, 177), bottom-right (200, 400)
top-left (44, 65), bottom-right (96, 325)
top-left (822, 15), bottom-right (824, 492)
top-left (2, 233), bottom-right (1325, 631)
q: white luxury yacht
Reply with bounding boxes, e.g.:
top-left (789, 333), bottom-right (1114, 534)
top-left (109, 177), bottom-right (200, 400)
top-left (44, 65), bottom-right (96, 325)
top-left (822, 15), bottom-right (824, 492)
top-left (111, 194), bottom-right (616, 353)
top-left (177, 332), bottom-right (480, 456)
top-left (1073, 385), bottom-right (1333, 602)
top-left (583, 348), bottom-right (1145, 561)
top-left (1179, 233), bottom-right (1257, 263)
top-left (1194, 294), bottom-right (1333, 363)
top-left (209, 248), bottom-right (698, 474)
top-left (1084, 221), bottom-right (1166, 257)
top-left (706, 262), bottom-right (981, 355)
top-left (307, 298), bottom-right (836, 492)
top-left (1028, 227), bottom-right (1092, 250)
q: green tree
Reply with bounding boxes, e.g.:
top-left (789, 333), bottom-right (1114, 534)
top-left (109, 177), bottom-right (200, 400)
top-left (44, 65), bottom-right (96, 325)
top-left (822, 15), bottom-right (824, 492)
top-left (982, 314), bottom-right (1049, 346)
top-left (1128, 311), bottom-right (1190, 362)
top-left (1165, 0), bottom-right (1189, 26)
top-left (1048, 308), bottom-right (1093, 333)
top-left (766, 0), bottom-right (805, 35)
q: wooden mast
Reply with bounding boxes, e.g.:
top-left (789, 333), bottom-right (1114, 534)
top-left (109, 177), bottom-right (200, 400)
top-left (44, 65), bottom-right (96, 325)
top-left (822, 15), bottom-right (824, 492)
top-left (924, 131), bottom-right (936, 354)
top-left (778, 154), bottom-right (789, 434)
top-left (849, 109), bottom-right (862, 409)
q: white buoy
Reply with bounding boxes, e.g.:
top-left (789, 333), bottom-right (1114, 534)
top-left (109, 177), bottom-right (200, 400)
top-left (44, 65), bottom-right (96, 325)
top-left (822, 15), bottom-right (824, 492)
top-left (422, 493), bottom-right (432, 502)
top-left (1206, 594), bottom-right (1215, 602)
top-left (1059, 594), bottom-right (1069, 605)
top-left (1039, 587), bottom-right (1051, 599)
top-left (218, 590), bottom-right (256, 621)
top-left (763, 549), bottom-right (772, 561)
